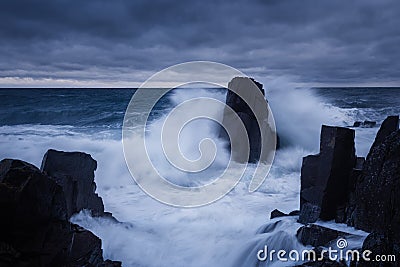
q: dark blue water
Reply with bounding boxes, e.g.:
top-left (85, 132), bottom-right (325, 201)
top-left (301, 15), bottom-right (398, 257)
top-left (313, 87), bottom-right (400, 123)
top-left (0, 87), bottom-right (399, 129)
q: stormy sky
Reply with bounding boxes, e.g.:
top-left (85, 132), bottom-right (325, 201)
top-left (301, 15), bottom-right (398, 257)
top-left (0, 0), bottom-right (399, 87)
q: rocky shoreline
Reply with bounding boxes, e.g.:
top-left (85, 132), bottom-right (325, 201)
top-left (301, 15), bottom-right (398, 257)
top-left (0, 77), bottom-right (398, 267)
top-left (0, 150), bottom-right (121, 267)
top-left (271, 115), bottom-right (400, 267)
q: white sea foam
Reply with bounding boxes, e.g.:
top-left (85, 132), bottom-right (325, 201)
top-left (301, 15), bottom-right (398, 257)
top-left (0, 84), bottom-right (380, 266)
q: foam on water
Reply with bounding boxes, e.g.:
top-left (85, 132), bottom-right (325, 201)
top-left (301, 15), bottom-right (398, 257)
top-left (0, 85), bottom-right (391, 266)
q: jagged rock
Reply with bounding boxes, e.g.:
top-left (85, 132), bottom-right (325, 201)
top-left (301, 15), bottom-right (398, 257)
top-left (369, 115), bottom-right (399, 150)
top-left (0, 158), bottom-right (121, 267)
top-left (298, 203), bottom-right (321, 225)
top-left (347, 130), bottom-right (400, 238)
top-left (351, 232), bottom-right (399, 267)
top-left (270, 209), bottom-right (287, 219)
top-left (299, 126), bottom-right (356, 223)
top-left (296, 224), bottom-right (348, 247)
top-left (345, 116), bottom-right (399, 234)
top-left (219, 77), bottom-right (275, 163)
top-left (41, 149), bottom-right (105, 217)
top-left (289, 210), bottom-right (300, 216)
top-left (270, 209), bottom-right (300, 219)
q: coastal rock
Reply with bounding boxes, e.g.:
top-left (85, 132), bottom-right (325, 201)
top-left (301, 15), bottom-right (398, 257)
top-left (296, 224), bottom-right (348, 247)
top-left (0, 158), bottom-right (121, 267)
top-left (347, 129), bottom-right (400, 237)
top-left (270, 209), bottom-right (300, 219)
top-left (219, 77), bottom-right (275, 163)
top-left (270, 209), bottom-right (287, 219)
top-left (351, 232), bottom-right (399, 267)
top-left (299, 126), bottom-right (356, 224)
top-left (369, 115), bottom-right (399, 150)
top-left (41, 149), bottom-right (105, 217)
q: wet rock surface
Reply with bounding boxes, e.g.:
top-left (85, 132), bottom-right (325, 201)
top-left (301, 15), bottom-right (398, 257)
top-left (219, 77), bottom-right (275, 163)
top-left (0, 155), bottom-right (121, 267)
top-left (299, 125), bottom-right (356, 224)
top-left (296, 224), bottom-right (348, 248)
top-left (294, 115), bottom-right (399, 266)
top-left (41, 149), bottom-right (105, 217)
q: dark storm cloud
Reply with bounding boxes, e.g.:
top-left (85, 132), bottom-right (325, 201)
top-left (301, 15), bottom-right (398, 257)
top-left (0, 0), bottom-right (399, 86)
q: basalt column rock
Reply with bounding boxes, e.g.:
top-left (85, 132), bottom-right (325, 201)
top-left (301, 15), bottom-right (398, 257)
top-left (348, 129), bottom-right (400, 237)
top-left (299, 126), bottom-right (356, 224)
top-left (219, 77), bottom-right (274, 163)
top-left (0, 159), bottom-right (121, 267)
top-left (369, 115), bottom-right (399, 152)
top-left (41, 149), bottom-right (105, 218)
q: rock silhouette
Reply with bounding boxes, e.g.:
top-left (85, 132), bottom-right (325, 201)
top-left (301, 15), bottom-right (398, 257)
top-left (0, 153), bottom-right (120, 267)
top-left (219, 77), bottom-right (275, 163)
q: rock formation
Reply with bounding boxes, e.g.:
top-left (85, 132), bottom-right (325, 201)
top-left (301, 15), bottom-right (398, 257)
top-left (296, 115), bottom-right (399, 266)
top-left (270, 209), bottom-right (299, 219)
top-left (219, 77), bottom-right (275, 163)
top-left (0, 152), bottom-right (120, 266)
top-left (347, 129), bottom-right (400, 237)
top-left (296, 224), bottom-right (350, 248)
top-left (41, 149), bottom-right (106, 218)
top-left (299, 126), bottom-right (356, 224)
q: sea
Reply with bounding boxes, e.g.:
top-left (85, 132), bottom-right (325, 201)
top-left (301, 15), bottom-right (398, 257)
top-left (0, 86), bottom-right (399, 266)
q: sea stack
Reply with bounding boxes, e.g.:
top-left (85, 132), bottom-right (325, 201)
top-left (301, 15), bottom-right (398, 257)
top-left (219, 77), bottom-right (275, 163)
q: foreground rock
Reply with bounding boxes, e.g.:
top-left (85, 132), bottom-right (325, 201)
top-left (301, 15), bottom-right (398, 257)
top-left (347, 129), bottom-right (400, 237)
top-left (351, 232), bottom-right (399, 267)
top-left (295, 115), bottom-right (400, 266)
top-left (299, 126), bottom-right (356, 224)
top-left (41, 149), bottom-right (108, 218)
top-left (369, 115), bottom-right (399, 149)
top-left (0, 158), bottom-right (121, 266)
top-left (296, 224), bottom-right (349, 248)
top-left (219, 77), bottom-right (275, 163)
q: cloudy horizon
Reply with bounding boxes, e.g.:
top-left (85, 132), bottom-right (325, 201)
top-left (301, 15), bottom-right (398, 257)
top-left (1, 0), bottom-right (399, 88)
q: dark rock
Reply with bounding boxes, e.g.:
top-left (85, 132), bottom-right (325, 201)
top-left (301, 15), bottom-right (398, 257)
top-left (298, 203), bottom-right (321, 224)
top-left (336, 156), bottom-right (365, 224)
top-left (370, 115), bottom-right (399, 150)
top-left (353, 121), bottom-right (362, 127)
top-left (69, 224), bottom-right (105, 266)
top-left (296, 224), bottom-right (348, 247)
top-left (352, 232), bottom-right (399, 267)
top-left (41, 149), bottom-right (105, 218)
top-left (346, 117), bottom-right (399, 233)
top-left (354, 157), bottom-right (365, 170)
top-left (270, 209), bottom-right (300, 219)
top-left (347, 130), bottom-right (400, 238)
top-left (270, 209), bottom-right (287, 219)
top-left (289, 210), bottom-right (300, 216)
top-left (101, 259), bottom-right (123, 267)
top-left (299, 126), bottom-right (356, 224)
top-left (219, 77), bottom-right (275, 163)
top-left (0, 158), bottom-right (121, 267)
